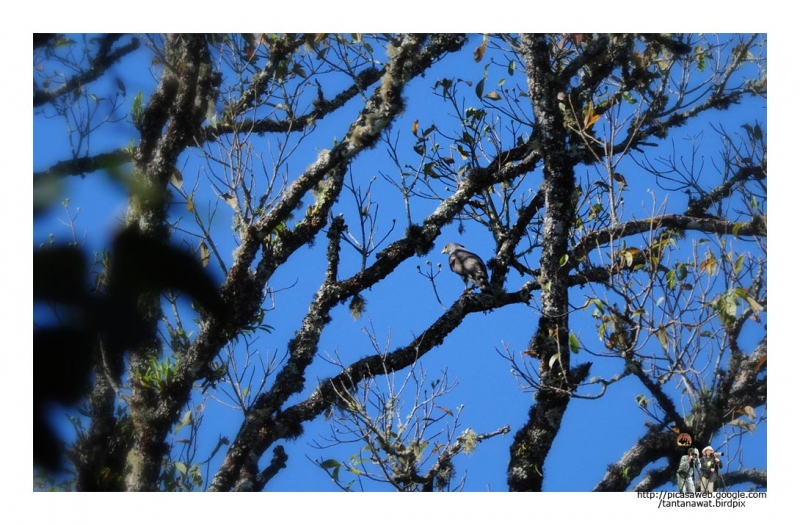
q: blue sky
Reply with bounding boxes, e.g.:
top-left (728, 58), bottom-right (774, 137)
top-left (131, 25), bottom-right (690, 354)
top-left (17, 5), bottom-right (798, 523)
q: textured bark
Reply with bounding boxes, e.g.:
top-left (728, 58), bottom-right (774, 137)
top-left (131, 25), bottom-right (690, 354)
top-left (123, 34), bottom-right (219, 491)
top-left (72, 345), bottom-right (128, 491)
top-left (506, 33), bottom-right (587, 492)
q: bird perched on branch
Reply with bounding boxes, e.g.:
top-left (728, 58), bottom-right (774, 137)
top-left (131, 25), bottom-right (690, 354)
top-left (442, 242), bottom-right (492, 294)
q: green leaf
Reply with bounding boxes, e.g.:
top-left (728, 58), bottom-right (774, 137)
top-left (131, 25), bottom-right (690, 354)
top-left (716, 292), bottom-right (738, 323)
top-left (55, 36), bottom-right (77, 48)
top-left (508, 60), bottom-right (516, 76)
top-left (753, 123), bottom-right (763, 141)
top-left (695, 46), bottom-right (706, 72)
top-left (131, 91), bottom-right (144, 126)
top-left (559, 254), bottom-right (569, 267)
top-left (465, 107), bottom-right (486, 121)
top-left (569, 332), bottom-right (580, 354)
top-left (292, 64), bottom-right (307, 79)
top-left (440, 78), bottom-right (452, 97)
top-left (588, 297), bottom-right (605, 314)
top-left (319, 458), bottom-right (340, 469)
top-left (484, 91), bottom-right (501, 101)
top-left (175, 410), bottom-right (192, 433)
top-left (475, 78), bottom-right (485, 99)
top-left (655, 325), bottom-right (669, 350)
top-left (635, 394), bottom-right (648, 409)
top-left (666, 269), bottom-right (676, 290)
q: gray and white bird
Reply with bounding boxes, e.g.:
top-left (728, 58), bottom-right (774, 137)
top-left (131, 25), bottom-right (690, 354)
top-left (442, 242), bottom-right (492, 294)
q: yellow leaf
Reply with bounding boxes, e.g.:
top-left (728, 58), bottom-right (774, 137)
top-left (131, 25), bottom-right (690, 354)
top-left (485, 91), bottom-right (501, 101)
top-left (755, 354), bottom-right (767, 372)
top-left (170, 169), bottom-right (183, 189)
top-left (473, 36), bottom-right (487, 62)
top-left (411, 119), bottom-right (419, 136)
top-left (619, 248), bottom-right (638, 268)
top-left (186, 198), bottom-right (194, 212)
top-left (725, 418), bottom-right (756, 433)
top-left (222, 193), bottom-right (238, 209)
top-left (200, 242), bottom-right (210, 267)
top-left (699, 252), bottom-right (717, 275)
top-left (744, 295), bottom-right (763, 312)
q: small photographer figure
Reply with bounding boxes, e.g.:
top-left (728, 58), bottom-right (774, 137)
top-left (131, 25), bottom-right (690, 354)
top-left (698, 446), bottom-right (724, 493)
top-left (676, 448), bottom-right (699, 493)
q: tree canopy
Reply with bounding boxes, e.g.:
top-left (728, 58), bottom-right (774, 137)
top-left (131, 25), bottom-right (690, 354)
top-left (33, 33), bottom-right (766, 493)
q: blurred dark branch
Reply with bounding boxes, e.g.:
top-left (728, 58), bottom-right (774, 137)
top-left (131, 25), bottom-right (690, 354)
top-left (33, 34), bottom-right (140, 108)
top-left (34, 149), bottom-right (132, 185)
top-left (33, 33), bottom-right (58, 50)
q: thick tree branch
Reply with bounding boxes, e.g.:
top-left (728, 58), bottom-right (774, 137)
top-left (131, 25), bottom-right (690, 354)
top-left (571, 214), bottom-right (766, 264)
top-left (124, 34), bottom-right (220, 492)
top-left (508, 32), bottom-right (580, 493)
